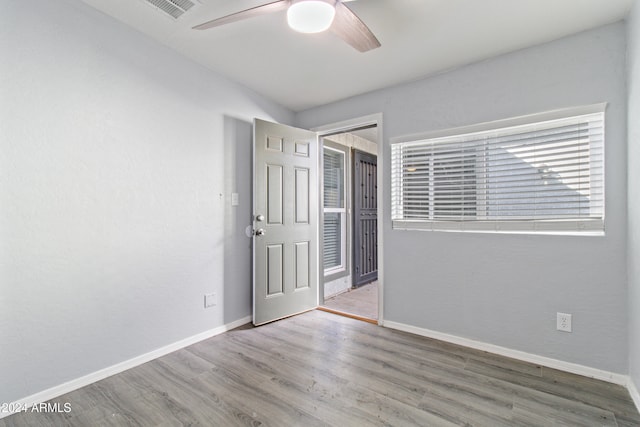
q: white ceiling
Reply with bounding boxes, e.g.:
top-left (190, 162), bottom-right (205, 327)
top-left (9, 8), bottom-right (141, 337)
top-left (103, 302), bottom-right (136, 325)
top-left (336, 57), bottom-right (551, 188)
top-left (80, 0), bottom-right (633, 112)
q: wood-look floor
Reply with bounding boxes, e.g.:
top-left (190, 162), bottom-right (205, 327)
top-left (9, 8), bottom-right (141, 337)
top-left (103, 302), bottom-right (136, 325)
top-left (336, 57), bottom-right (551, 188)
top-left (322, 281), bottom-right (378, 321)
top-left (2, 310), bottom-right (639, 426)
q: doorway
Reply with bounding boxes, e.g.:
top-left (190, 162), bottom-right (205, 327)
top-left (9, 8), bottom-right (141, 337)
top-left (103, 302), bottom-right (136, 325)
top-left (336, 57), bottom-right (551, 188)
top-left (250, 115), bottom-right (382, 326)
top-left (319, 126), bottom-right (379, 322)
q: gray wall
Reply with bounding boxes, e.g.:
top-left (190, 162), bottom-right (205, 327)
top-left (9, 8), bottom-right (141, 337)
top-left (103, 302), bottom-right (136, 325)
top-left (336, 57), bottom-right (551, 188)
top-left (627, 0), bottom-right (640, 393)
top-left (297, 23), bottom-right (628, 373)
top-left (0, 0), bottom-right (293, 404)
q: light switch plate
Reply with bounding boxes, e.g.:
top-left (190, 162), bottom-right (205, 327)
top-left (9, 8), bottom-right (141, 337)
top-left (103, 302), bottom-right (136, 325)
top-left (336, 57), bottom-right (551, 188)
top-left (231, 193), bottom-right (239, 206)
top-left (204, 293), bottom-right (216, 308)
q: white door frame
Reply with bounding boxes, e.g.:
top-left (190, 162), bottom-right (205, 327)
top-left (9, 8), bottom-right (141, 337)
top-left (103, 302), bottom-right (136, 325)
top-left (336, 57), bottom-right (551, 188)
top-left (312, 113), bottom-right (384, 325)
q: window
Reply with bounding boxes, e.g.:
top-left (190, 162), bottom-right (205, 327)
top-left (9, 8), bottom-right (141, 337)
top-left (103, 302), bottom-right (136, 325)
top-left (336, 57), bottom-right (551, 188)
top-left (323, 146), bottom-right (347, 273)
top-left (391, 105), bottom-right (605, 234)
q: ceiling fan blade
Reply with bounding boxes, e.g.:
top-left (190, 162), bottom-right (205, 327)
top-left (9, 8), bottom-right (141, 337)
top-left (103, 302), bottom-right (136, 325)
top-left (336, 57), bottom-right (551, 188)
top-left (193, 0), bottom-right (290, 30)
top-left (330, 1), bottom-right (381, 52)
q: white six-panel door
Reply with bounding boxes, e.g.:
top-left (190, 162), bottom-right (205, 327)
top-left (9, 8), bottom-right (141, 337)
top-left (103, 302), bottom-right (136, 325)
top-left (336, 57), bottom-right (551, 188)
top-left (253, 119), bottom-right (318, 325)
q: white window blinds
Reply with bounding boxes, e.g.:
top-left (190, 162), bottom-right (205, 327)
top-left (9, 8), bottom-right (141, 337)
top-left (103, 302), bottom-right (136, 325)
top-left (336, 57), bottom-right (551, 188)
top-left (324, 149), bottom-right (344, 209)
top-left (323, 148), bottom-right (347, 272)
top-left (323, 212), bottom-right (342, 269)
top-left (391, 106), bottom-right (605, 234)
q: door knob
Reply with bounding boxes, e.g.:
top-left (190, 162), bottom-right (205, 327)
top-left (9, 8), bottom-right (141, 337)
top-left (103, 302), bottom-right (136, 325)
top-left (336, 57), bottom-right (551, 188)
top-left (255, 214), bottom-right (265, 222)
top-left (255, 228), bottom-right (266, 236)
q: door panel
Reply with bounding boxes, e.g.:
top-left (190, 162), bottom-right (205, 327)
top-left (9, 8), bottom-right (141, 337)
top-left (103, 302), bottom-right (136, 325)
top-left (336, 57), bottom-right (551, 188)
top-left (295, 168), bottom-right (310, 224)
top-left (254, 119), bottom-right (318, 325)
top-left (353, 150), bottom-right (378, 287)
top-left (295, 241), bottom-right (310, 289)
top-left (266, 164), bottom-right (283, 225)
top-left (266, 244), bottom-right (284, 296)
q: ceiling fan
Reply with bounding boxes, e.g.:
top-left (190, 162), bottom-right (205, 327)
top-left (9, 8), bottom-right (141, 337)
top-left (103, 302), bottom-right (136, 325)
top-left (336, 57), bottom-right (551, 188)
top-left (192, 0), bottom-right (381, 52)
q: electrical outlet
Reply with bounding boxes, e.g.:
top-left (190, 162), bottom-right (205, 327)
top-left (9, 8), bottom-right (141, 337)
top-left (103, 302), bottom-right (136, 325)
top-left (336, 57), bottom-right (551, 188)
top-left (557, 312), bottom-right (572, 332)
top-left (204, 293), bottom-right (216, 308)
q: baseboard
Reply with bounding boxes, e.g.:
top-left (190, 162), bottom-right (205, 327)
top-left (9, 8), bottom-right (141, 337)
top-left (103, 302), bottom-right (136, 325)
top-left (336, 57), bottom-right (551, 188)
top-left (383, 320), bottom-right (629, 386)
top-left (629, 377), bottom-right (640, 413)
top-left (0, 315), bottom-right (252, 420)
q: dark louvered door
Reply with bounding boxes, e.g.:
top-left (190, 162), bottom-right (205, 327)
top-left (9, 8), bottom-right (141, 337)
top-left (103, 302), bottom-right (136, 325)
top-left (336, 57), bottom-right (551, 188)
top-left (353, 150), bottom-right (378, 287)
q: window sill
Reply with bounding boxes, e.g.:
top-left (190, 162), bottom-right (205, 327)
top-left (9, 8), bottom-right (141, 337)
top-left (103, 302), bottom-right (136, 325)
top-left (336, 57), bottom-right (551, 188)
top-left (392, 219), bottom-right (605, 236)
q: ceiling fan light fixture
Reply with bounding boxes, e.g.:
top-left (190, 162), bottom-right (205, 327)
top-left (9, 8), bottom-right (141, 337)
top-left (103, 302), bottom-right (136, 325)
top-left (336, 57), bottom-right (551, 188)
top-left (287, 0), bottom-right (336, 34)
